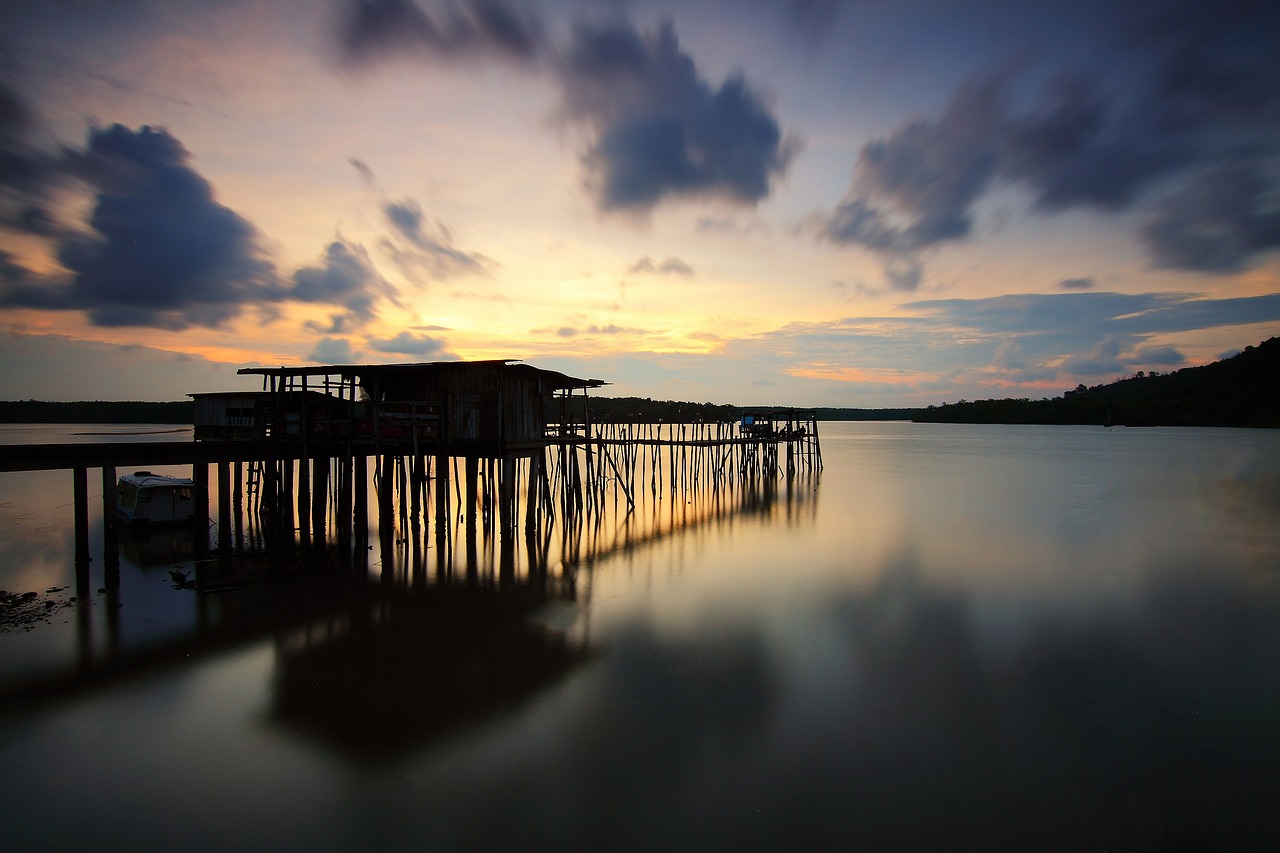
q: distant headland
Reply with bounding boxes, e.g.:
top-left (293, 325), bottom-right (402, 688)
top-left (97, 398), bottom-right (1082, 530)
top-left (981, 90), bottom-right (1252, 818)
top-left (914, 337), bottom-right (1280, 428)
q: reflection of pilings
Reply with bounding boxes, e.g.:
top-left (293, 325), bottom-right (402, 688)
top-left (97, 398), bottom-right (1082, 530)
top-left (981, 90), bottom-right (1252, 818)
top-left (217, 461), bottom-right (232, 553)
top-left (101, 465), bottom-right (119, 576)
top-left (73, 466), bottom-right (90, 570)
top-left (193, 461), bottom-right (209, 557)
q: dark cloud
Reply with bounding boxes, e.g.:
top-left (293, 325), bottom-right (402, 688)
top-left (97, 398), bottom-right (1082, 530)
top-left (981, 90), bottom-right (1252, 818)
top-left (820, 4), bottom-right (1280, 282)
top-left (1059, 334), bottom-right (1124, 377)
top-left (291, 240), bottom-right (393, 323)
top-left (626, 255), bottom-right (693, 276)
top-left (381, 197), bottom-right (488, 280)
top-left (368, 330), bottom-right (449, 356)
top-left (558, 20), bottom-right (796, 213)
top-left (0, 81), bottom-right (63, 233)
top-left (1140, 163), bottom-right (1280, 273)
top-left (337, 0), bottom-right (546, 67)
top-left (1131, 344), bottom-right (1186, 367)
top-left (335, 8), bottom-right (795, 215)
top-left (309, 336), bottom-right (359, 364)
top-left (348, 156), bottom-right (377, 190)
top-left (1057, 277), bottom-right (1094, 291)
top-left (37, 124), bottom-right (278, 329)
top-left (1, 120), bottom-right (402, 329)
top-left (820, 77), bottom-right (1003, 288)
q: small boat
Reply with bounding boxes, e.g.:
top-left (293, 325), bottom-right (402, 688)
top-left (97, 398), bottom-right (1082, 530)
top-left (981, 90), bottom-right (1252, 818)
top-left (116, 471), bottom-right (196, 525)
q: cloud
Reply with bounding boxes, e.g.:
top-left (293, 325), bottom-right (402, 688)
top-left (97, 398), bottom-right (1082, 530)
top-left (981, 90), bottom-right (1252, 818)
top-left (367, 330), bottom-right (449, 357)
top-left (1140, 163), bottom-right (1280, 273)
top-left (336, 0), bottom-right (546, 67)
top-left (381, 197), bottom-right (488, 280)
top-left (291, 239), bottom-right (393, 323)
top-left (819, 76), bottom-right (1003, 288)
top-left (336, 10), bottom-right (796, 216)
top-left (1131, 345), bottom-right (1186, 367)
top-left (0, 118), bottom-right (407, 329)
top-left (626, 255), bottom-right (694, 276)
top-left (309, 336), bottom-right (359, 364)
top-left (818, 4), bottom-right (1280, 283)
top-left (1059, 334), bottom-right (1124, 377)
top-left (31, 124), bottom-right (279, 329)
top-left (0, 82), bottom-right (62, 204)
top-left (348, 156), bottom-right (377, 190)
top-left (557, 20), bottom-right (796, 213)
top-left (0, 333), bottom-right (247, 400)
top-left (1057, 277), bottom-right (1095, 291)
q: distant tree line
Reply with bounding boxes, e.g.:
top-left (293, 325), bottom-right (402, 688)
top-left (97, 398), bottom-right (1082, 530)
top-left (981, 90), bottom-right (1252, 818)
top-left (0, 400), bottom-right (194, 424)
top-left (567, 396), bottom-right (917, 423)
top-left (914, 337), bottom-right (1280, 428)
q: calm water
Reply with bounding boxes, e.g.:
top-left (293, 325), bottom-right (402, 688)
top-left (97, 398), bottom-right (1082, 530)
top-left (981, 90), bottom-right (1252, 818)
top-left (1, 422), bottom-right (1278, 850)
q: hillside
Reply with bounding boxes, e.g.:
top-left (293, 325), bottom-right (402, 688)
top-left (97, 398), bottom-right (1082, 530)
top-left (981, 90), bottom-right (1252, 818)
top-left (0, 400), bottom-right (194, 424)
top-left (914, 337), bottom-right (1280, 427)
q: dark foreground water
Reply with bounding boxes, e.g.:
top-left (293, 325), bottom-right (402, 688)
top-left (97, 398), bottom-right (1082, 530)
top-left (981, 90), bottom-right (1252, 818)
top-left (1, 422), bottom-right (1278, 850)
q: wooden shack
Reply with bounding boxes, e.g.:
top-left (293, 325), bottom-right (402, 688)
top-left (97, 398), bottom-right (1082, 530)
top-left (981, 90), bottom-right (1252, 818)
top-left (233, 360), bottom-right (606, 456)
top-left (191, 390), bottom-right (354, 441)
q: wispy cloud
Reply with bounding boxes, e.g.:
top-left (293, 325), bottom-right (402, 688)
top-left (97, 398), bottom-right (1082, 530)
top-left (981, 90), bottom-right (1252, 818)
top-left (817, 2), bottom-right (1280, 286)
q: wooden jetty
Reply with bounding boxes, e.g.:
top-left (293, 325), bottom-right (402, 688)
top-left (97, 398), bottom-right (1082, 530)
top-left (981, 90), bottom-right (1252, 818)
top-left (0, 360), bottom-right (822, 584)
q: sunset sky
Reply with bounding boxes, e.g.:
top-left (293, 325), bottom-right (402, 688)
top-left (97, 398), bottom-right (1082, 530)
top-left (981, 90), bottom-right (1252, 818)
top-left (1, 0), bottom-right (1278, 406)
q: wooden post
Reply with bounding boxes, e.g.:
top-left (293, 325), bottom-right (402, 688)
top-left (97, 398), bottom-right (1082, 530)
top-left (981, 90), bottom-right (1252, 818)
top-left (377, 453), bottom-right (395, 551)
top-left (297, 447), bottom-right (311, 545)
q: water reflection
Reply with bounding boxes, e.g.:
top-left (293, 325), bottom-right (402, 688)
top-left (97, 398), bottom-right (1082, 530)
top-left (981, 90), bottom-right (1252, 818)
top-left (3, 424), bottom-right (1279, 849)
top-left (0, 449), bottom-right (820, 773)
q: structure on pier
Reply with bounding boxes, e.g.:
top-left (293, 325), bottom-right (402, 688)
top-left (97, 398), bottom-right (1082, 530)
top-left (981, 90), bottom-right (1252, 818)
top-left (205, 360), bottom-right (607, 454)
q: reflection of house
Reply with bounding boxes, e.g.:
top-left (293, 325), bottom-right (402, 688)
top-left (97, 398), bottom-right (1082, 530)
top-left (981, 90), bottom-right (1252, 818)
top-left (206, 361), bottom-right (606, 455)
top-left (271, 582), bottom-right (589, 762)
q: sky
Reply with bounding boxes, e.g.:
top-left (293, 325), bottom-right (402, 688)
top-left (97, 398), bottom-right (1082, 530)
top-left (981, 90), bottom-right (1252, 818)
top-left (1, 0), bottom-right (1278, 407)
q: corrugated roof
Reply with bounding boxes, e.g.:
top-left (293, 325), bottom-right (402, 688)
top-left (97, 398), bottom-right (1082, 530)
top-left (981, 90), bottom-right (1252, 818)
top-left (236, 360), bottom-right (607, 390)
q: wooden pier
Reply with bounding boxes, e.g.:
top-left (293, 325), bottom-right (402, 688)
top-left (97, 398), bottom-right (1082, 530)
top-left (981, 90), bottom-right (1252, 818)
top-left (0, 361), bottom-right (822, 587)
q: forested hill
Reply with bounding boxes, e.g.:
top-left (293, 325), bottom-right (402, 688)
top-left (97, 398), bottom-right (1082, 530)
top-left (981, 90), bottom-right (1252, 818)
top-left (0, 400), bottom-right (194, 423)
top-left (571, 396), bottom-right (917, 423)
top-left (914, 337), bottom-right (1280, 428)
